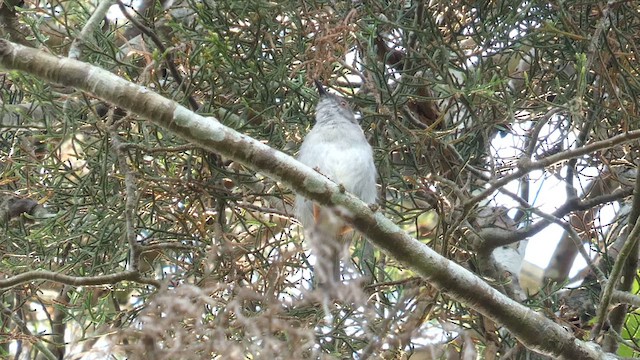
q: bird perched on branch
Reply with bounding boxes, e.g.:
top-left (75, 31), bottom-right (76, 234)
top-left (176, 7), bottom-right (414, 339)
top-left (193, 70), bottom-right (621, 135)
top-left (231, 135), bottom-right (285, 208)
top-left (294, 80), bottom-right (377, 283)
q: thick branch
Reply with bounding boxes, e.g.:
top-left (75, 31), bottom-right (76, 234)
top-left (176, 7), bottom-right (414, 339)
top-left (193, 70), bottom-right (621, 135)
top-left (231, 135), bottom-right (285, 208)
top-left (0, 39), bottom-right (616, 359)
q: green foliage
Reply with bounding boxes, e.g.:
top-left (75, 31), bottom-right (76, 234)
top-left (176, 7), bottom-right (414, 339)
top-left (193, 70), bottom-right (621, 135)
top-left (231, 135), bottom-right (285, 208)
top-left (1, 0), bottom-right (640, 358)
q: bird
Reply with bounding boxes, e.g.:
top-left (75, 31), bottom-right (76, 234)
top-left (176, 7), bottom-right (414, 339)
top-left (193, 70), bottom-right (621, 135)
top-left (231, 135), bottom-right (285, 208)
top-left (294, 80), bottom-right (377, 283)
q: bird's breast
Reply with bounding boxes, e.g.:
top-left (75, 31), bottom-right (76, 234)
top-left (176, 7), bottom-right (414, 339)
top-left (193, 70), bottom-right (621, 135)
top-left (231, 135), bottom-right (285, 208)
top-left (297, 125), bottom-right (376, 201)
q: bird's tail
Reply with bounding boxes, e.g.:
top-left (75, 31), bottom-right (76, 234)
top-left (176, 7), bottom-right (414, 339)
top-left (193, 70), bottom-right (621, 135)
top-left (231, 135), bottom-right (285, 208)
top-left (307, 206), bottom-right (349, 286)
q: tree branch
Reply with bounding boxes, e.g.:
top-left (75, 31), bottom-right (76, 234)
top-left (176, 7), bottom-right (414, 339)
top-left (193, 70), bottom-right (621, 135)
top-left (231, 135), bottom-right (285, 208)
top-left (116, 0), bottom-right (199, 111)
top-left (478, 185), bottom-right (632, 249)
top-left (0, 270), bottom-right (160, 290)
top-left (465, 130), bottom-right (640, 209)
top-left (0, 303), bottom-right (58, 360)
top-left (594, 164), bottom-right (640, 345)
top-left (68, 0), bottom-right (114, 60)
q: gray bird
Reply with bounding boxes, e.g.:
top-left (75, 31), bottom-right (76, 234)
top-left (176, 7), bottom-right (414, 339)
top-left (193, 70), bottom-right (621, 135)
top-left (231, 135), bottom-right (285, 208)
top-left (294, 80), bottom-right (377, 282)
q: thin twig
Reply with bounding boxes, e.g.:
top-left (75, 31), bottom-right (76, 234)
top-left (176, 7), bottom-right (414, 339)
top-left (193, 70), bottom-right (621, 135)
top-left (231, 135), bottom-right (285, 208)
top-left (612, 290), bottom-right (640, 308)
top-left (479, 183), bottom-right (633, 248)
top-left (68, 0), bottom-right (115, 60)
top-left (120, 143), bottom-right (197, 153)
top-left (534, 212), bottom-right (607, 285)
top-left (0, 270), bottom-right (160, 290)
top-left (111, 130), bottom-right (141, 271)
top-left (524, 107), bottom-right (564, 158)
top-left (465, 129), bottom-right (640, 209)
top-left (592, 166), bottom-right (640, 339)
top-left (0, 303), bottom-right (58, 360)
top-left (116, 0), bottom-right (199, 110)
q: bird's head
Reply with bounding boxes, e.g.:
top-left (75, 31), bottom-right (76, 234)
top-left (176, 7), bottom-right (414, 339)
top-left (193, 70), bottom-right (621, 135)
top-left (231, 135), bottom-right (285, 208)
top-left (314, 80), bottom-right (357, 125)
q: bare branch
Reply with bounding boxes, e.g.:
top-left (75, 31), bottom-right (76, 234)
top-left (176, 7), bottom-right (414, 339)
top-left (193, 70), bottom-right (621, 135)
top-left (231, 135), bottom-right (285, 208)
top-left (479, 186), bottom-right (632, 249)
top-left (593, 166), bottom-right (640, 342)
top-left (465, 130), bottom-right (640, 208)
top-left (68, 0), bottom-right (114, 60)
top-left (116, 0), bottom-right (199, 110)
top-left (111, 128), bottom-right (142, 271)
top-left (0, 270), bottom-right (160, 290)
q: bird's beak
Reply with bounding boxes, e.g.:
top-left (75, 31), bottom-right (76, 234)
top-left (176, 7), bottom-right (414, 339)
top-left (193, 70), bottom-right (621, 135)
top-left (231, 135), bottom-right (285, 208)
top-left (314, 80), bottom-right (327, 96)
